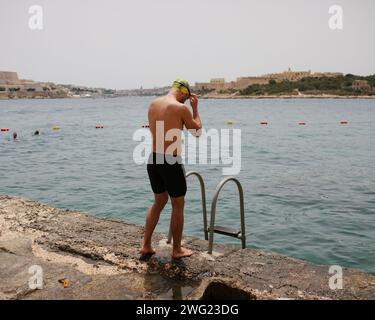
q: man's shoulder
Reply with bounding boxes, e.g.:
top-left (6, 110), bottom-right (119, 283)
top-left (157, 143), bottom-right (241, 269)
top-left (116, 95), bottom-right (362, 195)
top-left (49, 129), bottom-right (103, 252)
top-left (150, 96), bottom-right (163, 106)
top-left (162, 97), bottom-right (186, 110)
top-left (150, 96), bottom-right (186, 112)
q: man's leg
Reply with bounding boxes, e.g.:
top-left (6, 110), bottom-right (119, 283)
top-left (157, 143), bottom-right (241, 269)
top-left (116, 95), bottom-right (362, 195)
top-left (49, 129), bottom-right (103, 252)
top-left (140, 192), bottom-right (169, 254)
top-left (170, 196), bottom-right (193, 259)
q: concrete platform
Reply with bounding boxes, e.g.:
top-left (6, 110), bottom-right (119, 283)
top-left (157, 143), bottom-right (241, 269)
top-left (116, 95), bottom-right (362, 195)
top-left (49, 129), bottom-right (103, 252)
top-left (1, 195), bottom-right (374, 300)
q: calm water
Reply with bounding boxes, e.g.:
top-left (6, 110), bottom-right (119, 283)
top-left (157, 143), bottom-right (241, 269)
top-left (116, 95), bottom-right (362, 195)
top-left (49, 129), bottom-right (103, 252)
top-left (1, 97), bottom-right (374, 274)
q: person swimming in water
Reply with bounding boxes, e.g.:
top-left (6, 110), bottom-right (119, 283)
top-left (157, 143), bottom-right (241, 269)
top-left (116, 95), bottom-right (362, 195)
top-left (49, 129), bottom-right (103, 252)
top-left (13, 132), bottom-right (17, 141)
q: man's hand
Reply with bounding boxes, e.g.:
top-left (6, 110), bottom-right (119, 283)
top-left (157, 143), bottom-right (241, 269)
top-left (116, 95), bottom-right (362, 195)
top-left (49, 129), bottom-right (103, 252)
top-left (182, 93), bottom-right (202, 134)
top-left (189, 93), bottom-right (198, 110)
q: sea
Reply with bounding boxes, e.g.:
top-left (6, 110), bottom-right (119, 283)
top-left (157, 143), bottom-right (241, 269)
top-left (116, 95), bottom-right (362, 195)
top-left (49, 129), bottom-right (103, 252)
top-left (1, 97), bottom-right (374, 274)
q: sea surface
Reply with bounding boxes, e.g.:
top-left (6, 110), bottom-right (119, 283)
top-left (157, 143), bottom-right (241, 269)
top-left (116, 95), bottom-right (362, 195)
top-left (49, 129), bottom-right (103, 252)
top-left (1, 97), bottom-right (374, 274)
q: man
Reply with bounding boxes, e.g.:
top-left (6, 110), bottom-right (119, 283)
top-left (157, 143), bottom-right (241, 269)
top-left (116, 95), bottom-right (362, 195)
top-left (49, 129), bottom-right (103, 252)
top-left (140, 79), bottom-right (202, 259)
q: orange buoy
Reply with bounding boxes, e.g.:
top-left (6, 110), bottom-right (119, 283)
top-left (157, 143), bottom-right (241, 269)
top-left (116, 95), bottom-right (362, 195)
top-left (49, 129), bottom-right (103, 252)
top-left (1, 128), bottom-right (10, 132)
top-left (299, 122), bottom-right (306, 126)
top-left (260, 121), bottom-right (268, 125)
top-left (340, 120), bottom-right (348, 125)
top-left (95, 125), bottom-right (104, 129)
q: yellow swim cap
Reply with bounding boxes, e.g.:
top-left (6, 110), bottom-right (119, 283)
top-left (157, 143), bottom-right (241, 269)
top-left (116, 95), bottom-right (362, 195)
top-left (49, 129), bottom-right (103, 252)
top-left (172, 79), bottom-right (191, 96)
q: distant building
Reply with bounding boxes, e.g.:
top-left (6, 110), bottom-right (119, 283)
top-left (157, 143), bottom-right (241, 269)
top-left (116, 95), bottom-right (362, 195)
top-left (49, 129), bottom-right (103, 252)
top-left (235, 77), bottom-right (269, 89)
top-left (24, 83), bottom-right (44, 92)
top-left (195, 68), bottom-right (344, 92)
top-left (0, 71), bottom-right (71, 99)
top-left (263, 68), bottom-right (312, 82)
top-left (115, 86), bottom-right (170, 96)
top-left (210, 78), bottom-right (225, 84)
top-left (195, 78), bottom-right (236, 91)
top-left (352, 80), bottom-right (371, 91)
top-left (0, 71), bottom-right (19, 85)
top-left (311, 72), bottom-right (343, 78)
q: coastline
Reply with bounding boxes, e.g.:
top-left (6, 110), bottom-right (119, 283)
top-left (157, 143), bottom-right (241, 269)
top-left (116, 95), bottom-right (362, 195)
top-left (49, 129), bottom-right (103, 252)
top-left (2, 94), bottom-right (375, 101)
top-left (1, 195), bottom-right (374, 300)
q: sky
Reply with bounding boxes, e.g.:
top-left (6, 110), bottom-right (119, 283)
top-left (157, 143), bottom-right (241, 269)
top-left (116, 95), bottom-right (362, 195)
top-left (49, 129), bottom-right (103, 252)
top-left (0, 0), bottom-right (374, 89)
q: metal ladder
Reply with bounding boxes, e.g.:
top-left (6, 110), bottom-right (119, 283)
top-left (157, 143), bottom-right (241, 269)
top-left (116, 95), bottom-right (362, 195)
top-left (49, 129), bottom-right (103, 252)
top-left (167, 172), bottom-right (246, 254)
top-left (208, 177), bottom-right (246, 254)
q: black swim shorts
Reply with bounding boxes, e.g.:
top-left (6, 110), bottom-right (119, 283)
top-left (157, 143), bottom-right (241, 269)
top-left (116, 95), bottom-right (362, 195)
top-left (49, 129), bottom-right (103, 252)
top-left (147, 153), bottom-right (187, 198)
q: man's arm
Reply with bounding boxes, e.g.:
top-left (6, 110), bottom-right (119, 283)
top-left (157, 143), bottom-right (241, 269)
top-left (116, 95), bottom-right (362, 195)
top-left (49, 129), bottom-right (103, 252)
top-left (181, 94), bottom-right (202, 135)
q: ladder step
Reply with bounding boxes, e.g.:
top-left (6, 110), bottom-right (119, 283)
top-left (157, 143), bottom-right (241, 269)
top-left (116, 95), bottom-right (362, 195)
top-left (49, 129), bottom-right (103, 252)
top-left (209, 226), bottom-right (241, 238)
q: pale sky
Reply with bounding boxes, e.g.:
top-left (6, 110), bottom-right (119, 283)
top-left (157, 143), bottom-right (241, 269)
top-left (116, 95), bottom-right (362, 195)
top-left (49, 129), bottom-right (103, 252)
top-left (0, 0), bottom-right (374, 89)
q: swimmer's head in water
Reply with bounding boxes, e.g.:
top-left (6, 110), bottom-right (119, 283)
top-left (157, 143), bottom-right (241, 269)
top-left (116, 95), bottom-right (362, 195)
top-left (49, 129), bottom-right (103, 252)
top-left (172, 79), bottom-right (191, 101)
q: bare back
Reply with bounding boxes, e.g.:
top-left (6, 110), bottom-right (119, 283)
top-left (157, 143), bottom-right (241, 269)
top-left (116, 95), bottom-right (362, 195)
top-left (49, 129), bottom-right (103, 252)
top-left (148, 95), bottom-right (184, 156)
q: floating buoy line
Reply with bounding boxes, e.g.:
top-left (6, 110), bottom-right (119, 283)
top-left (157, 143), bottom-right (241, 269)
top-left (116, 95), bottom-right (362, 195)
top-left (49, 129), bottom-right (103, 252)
top-left (0, 120), bottom-right (353, 138)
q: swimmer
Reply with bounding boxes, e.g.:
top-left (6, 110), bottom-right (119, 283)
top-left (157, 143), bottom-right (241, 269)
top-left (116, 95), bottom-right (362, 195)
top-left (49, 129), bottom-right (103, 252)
top-left (140, 79), bottom-right (202, 260)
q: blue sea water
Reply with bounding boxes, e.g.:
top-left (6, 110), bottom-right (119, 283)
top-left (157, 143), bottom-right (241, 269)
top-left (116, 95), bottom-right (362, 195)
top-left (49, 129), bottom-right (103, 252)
top-left (1, 97), bottom-right (374, 274)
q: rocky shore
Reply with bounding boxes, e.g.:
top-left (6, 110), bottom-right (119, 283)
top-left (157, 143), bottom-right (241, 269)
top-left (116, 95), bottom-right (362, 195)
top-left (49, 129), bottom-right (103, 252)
top-left (1, 195), bottom-right (374, 300)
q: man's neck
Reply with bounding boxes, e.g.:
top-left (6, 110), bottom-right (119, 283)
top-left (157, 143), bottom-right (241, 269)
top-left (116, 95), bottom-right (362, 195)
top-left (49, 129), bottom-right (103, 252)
top-left (167, 89), bottom-right (180, 102)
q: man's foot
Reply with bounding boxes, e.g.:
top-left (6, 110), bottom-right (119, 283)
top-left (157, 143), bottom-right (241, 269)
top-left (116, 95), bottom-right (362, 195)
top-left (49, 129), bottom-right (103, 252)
top-left (139, 247), bottom-right (156, 261)
top-left (139, 247), bottom-right (156, 255)
top-left (172, 248), bottom-right (194, 259)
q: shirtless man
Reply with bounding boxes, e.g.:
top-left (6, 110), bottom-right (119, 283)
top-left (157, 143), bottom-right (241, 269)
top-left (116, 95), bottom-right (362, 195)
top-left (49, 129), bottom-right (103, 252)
top-left (140, 79), bottom-right (202, 259)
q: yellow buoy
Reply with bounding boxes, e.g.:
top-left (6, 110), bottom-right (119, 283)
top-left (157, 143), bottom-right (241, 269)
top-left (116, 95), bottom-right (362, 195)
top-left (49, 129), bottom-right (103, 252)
top-left (52, 125), bottom-right (60, 131)
top-left (227, 120), bottom-right (233, 125)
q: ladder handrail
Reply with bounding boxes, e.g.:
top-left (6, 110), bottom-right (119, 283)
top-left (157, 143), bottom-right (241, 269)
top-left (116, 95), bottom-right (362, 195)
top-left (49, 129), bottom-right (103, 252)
top-left (167, 171), bottom-right (208, 244)
top-left (208, 176), bottom-right (246, 254)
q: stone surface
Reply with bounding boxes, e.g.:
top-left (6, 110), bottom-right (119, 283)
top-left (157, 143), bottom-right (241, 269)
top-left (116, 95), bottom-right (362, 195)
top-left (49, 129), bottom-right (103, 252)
top-left (1, 195), bottom-right (375, 300)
